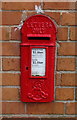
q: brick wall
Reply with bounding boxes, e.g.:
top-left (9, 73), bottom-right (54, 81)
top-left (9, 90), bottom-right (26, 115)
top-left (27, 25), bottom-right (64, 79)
top-left (0, 1), bottom-right (77, 120)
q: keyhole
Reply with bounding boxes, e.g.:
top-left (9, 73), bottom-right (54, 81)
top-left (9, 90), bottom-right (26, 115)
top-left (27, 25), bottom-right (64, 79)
top-left (26, 67), bottom-right (28, 70)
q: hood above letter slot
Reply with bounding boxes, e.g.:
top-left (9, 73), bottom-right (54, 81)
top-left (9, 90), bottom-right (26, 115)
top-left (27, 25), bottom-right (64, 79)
top-left (27, 34), bottom-right (51, 40)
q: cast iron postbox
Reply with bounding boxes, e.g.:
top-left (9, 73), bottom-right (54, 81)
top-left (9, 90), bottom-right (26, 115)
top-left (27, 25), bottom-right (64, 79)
top-left (20, 14), bottom-right (57, 102)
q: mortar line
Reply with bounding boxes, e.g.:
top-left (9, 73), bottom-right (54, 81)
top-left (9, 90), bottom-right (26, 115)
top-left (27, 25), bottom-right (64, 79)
top-left (1, 100), bottom-right (21, 102)
top-left (0, 56), bottom-right (20, 58)
top-left (1, 114), bottom-right (76, 118)
top-left (55, 100), bottom-right (77, 103)
top-left (0, 25), bottom-right (22, 27)
top-left (0, 71), bottom-right (76, 73)
top-left (1, 100), bottom-right (76, 103)
top-left (58, 25), bottom-right (77, 27)
top-left (1, 86), bottom-right (20, 88)
top-left (1, 9), bottom-right (77, 12)
top-left (0, 71), bottom-right (20, 73)
top-left (1, 55), bottom-right (76, 58)
top-left (44, 10), bottom-right (77, 12)
top-left (58, 41), bottom-right (77, 42)
top-left (64, 103), bottom-right (66, 115)
top-left (24, 104), bottom-right (27, 114)
top-left (68, 26), bottom-right (70, 41)
top-left (56, 71), bottom-right (76, 73)
top-left (55, 86), bottom-right (76, 88)
top-left (1, 56), bottom-right (76, 59)
top-left (1, 40), bottom-right (77, 42)
top-left (1, 57), bottom-right (2, 71)
top-left (1, 10), bottom-right (35, 12)
top-left (40, 0), bottom-right (44, 9)
top-left (1, 86), bottom-right (76, 88)
top-left (57, 56), bottom-right (76, 58)
top-left (0, 25), bottom-right (77, 27)
top-left (0, 40), bottom-right (21, 43)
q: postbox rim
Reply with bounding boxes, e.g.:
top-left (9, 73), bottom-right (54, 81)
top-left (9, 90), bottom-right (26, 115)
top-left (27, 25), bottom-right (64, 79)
top-left (21, 14), bottom-right (57, 33)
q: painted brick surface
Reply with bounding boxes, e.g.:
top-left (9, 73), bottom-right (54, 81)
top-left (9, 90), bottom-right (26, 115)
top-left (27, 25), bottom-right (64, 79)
top-left (58, 42), bottom-right (76, 55)
top-left (26, 102), bottom-right (64, 114)
top-left (2, 58), bottom-right (20, 71)
top-left (2, 102), bottom-right (25, 114)
top-left (66, 102), bottom-right (76, 115)
top-left (43, 2), bottom-right (76, 10)
top-left (56, 88), bottom-right (74, 100)
top-left (61, 12), bottom-right (76, 26)
top-left (2, 88), bottom-right (19, 100)
top-left (2, 42), bottom-right (20, 56)
top-left (2, 2), bottom-right (40, 10)
top-left (70, 27), bottom-right (77, 41)
top-left (2, 73), bottom-right (20, 86)
top-left (57, 58), bottom-right (76, 71)
top-left (1, 1), bottom-right (76, 119)
top-left (56, 73), bottom-right (77, 86)
top-left (57, 27), bottom-right (68, 41)
top-left (2, 11), bottom-right (22, 25)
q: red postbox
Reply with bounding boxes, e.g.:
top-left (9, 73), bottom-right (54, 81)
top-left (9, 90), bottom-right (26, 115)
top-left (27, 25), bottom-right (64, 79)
top-left (20, 14), bottom-right (57, 102)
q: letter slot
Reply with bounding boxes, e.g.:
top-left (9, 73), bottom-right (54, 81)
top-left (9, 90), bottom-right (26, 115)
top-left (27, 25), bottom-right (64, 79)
top-left (27, 34), bottom-right (51, 40)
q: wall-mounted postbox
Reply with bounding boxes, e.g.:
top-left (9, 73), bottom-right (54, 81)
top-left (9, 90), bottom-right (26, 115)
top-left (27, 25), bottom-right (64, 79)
top-left (20, 14), bottom-right (57, 102)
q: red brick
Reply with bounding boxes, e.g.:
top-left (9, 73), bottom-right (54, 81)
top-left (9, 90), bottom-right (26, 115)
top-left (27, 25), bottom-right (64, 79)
top-left (0, 12), bottom-right (2, 25)
top-left (0, 118), bottom-right (2, 120)
top-left (58, 42), bottom-right (76, 56)
top-left (10, 27), bottom-right (21, 40)
top-left (43, 2), bottom-right (75, 10)
top-left (2, 11), bottom-right (22, 25)
top-left (0, 27), bottom-right (2, 40)
top-left (2, 102), bottom-right (25, 114)
top-left (57, 27), bottom-right (68, 41)
top-left (56, 73), bottom-right (77, 86)
top-left (27, 12), bottom-right (60, 25)
top-left (0, 88), bottom-right (2, 100)
top-left (56, 88), bottom-right (74, 100)
top-left (61, 13), bottom-right (76, 26)
top-left (70, 27), bottom-right (77, 41)
top-left (45, 12), bottom-right (60, 25)
top-left (0, 3), bottom-right (1, 9)
top-left (0, 27), bottom-right (21, 40)
top-left (27, 102), bottom-right (64, 114)
top-left (0, 43), bottom-right (2, 56)
top-left (55, 73), bottom-right (61, 86)
top-left (2, 27), bottom-right (10, 40)
top-left (2, 88), bottom-right (19, 100)
top-left (0, 102), bottom-right (2, 114)
top-left (2, 42), bottom-right (20, 56)
top-left (1, 27), bottom-right (10, 41)
top-left (0, 60), bottom-right (1, 69)
top-left (2, 73), bottom-right (20, 86)
top-left (2, 58), bottom-right (20, 71)
top-left (61, 73), bottom-right (77, 86)
top-left (2, 2), bottom-right (40, 10)
top-left (0, 73), bottom-right (2, 86)
top-left (75, 88), bottom-right (77, 100)
top-left (66, 102), bottom-right (76, 114)
top-left (57, 58), bottom-right (76, 71)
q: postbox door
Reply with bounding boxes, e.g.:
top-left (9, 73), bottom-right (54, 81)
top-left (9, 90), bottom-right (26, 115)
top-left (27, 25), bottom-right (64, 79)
top-left (21, 45), bottom-right (55, 102)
